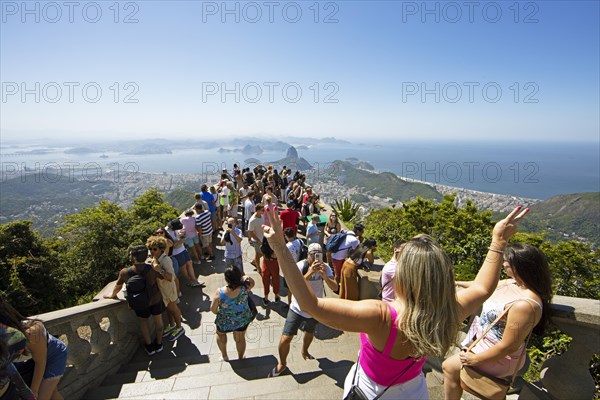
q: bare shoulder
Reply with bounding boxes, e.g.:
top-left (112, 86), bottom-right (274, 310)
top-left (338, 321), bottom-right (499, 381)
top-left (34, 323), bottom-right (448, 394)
top-left (25, 320), bottom-right (46, 343)
top-left (26, 320), bottom-right (44, 334)
top-left (315, 298), bottom-right (390, 334)
top-left (118, 267), bottom-right (130, 279)
top-left (507, 297), bottom-right (542, 326)
top-left (511, 295), bottom-right (542, 314)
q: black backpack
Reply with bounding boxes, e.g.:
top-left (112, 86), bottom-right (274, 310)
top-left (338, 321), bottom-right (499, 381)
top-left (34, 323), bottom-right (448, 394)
top-left (297, 239), bottom-right (308, 261)
top-left (126, 264), bottom-right (153, 311)
top-left (301, 259), bottom-right (311, 275)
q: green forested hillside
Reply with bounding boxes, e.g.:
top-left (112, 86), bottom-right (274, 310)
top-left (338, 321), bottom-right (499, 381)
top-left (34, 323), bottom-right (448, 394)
top-left (164, 188), bottom-right (196, 212)
top-left (328, 161), bottom-right (443, 202)
top-left (514, 192), bottom-right (599, 246)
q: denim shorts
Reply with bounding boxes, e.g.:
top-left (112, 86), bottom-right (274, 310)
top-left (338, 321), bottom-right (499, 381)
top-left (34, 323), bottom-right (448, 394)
top-left (184, 235), bottom-right (199, 248)
top-left (44, 334), bottom-right (68, 379)
top-left (172, 249), bottom-right (191, 268)
top-left (282, 309), bottom-right (317, 336)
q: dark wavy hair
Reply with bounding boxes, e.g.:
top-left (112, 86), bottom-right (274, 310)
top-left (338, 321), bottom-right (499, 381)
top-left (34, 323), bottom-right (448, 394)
top-left (0, 301), bottom-right (28, 335)
top-left (224, 266), bottom-right (244, 290)
top-left (349, 243), bottom-right (371, 263)
top-left (504, 243), bottom-right (553, 335)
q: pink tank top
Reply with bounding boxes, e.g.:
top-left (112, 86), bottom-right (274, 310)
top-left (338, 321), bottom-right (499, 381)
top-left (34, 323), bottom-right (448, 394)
top-left (359, 304), bottom-right (426, 386)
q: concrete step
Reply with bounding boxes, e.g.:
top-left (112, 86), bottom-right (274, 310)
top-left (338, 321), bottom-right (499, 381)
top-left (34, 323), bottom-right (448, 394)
top-left (88, 353), bottom-right (353, 399)
top-left (86, 240), bottom-right (362, 399)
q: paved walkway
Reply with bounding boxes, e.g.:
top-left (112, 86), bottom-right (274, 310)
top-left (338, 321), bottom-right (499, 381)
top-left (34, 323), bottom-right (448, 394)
top-left (86, 235), bottom-right (362, 399)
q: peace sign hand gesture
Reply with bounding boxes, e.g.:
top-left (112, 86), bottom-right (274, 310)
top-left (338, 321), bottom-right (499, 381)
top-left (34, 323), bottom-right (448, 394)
top-left (492, 206), bottom-right (529, 247)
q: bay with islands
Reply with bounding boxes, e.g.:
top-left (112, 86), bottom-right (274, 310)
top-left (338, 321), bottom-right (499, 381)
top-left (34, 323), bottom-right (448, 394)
top-left (1, 137), bottom-right (598, 246)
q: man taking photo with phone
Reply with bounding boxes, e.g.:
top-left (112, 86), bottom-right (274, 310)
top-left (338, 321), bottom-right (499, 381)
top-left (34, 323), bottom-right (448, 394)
top-left (221, 217), bottom-right (243, 273)
top-left (268, 243), bottom-right (338, 377)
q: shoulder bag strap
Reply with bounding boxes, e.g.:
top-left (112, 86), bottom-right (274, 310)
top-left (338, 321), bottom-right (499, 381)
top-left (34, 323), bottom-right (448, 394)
top-left (351, 352), bottom-right (361, 386)
top-left (465, 301), bottom-right (532, 384)
top-left (465, 303), bottom-right (514, 352)
top-left (506, 299), bottom-right (537, 383)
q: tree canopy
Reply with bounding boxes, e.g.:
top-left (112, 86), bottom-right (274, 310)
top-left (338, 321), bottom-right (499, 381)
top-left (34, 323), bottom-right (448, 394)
top-left (1, 191), bottom-right (597, 317)
top-left (0, 188), bottom-right (179, 314)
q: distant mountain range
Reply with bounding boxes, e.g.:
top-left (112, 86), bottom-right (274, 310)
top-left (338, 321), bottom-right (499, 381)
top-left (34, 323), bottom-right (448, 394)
top-left (3, 137), bottom-right (351, 157)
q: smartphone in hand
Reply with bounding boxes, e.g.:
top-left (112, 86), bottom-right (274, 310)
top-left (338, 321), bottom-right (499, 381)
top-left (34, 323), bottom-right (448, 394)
top-left (314, 252), bottom-right (323, 263)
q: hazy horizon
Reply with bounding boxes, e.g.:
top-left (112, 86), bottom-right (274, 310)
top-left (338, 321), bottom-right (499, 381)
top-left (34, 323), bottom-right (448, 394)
top-left (1, 135), bottom-right (599, 148)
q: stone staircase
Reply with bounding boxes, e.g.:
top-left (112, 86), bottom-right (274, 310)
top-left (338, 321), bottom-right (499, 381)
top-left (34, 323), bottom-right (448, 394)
top-left (82, 233), bottom-right (527, 399)
top-left (85, 238), bottom-right (367, 399)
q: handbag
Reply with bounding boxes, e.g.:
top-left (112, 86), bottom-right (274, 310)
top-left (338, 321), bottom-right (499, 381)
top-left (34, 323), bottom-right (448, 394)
top-left (344, 353), bottom-right (417, 400)
top-left (244, 283), bottom-right (258, 321)
top-left (460, 303), bottom-right (532, 400)
top-left (247, 294), bottom-right (258, 320)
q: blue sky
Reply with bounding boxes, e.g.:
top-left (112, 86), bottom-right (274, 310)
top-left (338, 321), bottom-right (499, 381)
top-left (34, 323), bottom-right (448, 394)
top-left (1, 0), bottom-right (599, 142)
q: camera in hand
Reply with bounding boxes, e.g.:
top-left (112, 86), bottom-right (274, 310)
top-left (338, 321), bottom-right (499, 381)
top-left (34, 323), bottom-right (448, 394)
top-left (228, 223), bottom-right (233, 228)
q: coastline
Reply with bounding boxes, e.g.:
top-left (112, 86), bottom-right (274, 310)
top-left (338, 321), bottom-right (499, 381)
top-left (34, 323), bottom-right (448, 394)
top-left (315, 164), bottom-right (540, 214)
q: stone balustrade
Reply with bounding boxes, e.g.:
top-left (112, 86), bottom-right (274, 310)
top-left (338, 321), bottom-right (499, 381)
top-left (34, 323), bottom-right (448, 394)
top-left (31, 292), bottom-right (139, 400)
top-left (358, 270), bottom-right (600, 400)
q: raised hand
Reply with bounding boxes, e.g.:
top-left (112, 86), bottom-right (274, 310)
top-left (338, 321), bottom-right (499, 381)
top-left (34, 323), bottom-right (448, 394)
top-left (492, 206), bottom-right (530, 246)
top-left (262, 205), bottom-right (286, 249)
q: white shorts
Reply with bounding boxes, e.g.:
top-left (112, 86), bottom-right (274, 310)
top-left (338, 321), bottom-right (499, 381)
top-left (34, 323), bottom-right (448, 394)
top-left (343, 362), bottom-right (429, 400)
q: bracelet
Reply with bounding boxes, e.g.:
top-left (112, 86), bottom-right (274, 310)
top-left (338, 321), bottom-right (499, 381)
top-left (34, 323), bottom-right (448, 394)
top-left (488, 248), bottom-right (504, 255)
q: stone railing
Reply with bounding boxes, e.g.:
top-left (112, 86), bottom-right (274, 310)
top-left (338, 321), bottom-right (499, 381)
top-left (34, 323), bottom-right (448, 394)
top-left (358, 272), bottom-right (600, 400)
top-left (33, 292), bottom-right (139, 400)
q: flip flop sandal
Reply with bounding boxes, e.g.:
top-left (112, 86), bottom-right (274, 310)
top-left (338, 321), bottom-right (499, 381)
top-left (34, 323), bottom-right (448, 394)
top-left (268, 366), bottom-right (287, 377)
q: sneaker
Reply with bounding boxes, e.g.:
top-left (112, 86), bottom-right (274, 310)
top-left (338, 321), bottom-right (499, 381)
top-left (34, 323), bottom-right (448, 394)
top-left (275, 296), bottom-right (281, 302)
top-left (162, 325), bottom-right (176, 338)
top-left (263, 298), bottom-right (270, 305)
top-left (168, 327), bottom-right (184, 341)
top-left (154, 341), bottom-right (163, 354)
top-left (145, 343), bottom-right (156, 356)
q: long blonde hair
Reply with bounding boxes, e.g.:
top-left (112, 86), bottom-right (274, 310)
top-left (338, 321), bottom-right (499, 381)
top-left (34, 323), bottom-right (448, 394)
top-left (394, 234), bottom-right (459, 358)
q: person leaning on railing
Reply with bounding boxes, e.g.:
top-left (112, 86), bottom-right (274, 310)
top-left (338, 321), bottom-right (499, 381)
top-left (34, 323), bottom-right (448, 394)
top-left (262, 204), bottom-right (529, 399)
top-left (442, 243), bottom-right (552, 400)
top-left (0, 301), bottom-right (67, 400)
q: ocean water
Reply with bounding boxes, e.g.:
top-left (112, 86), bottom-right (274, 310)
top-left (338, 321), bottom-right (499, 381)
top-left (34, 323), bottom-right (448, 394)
top-left (1, 140), bottom-right (598, 200)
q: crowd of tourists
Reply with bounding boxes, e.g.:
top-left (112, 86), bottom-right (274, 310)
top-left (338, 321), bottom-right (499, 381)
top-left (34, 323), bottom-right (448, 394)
top-left (1, 162), bottom-right (553, 400)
